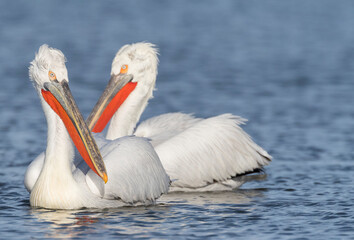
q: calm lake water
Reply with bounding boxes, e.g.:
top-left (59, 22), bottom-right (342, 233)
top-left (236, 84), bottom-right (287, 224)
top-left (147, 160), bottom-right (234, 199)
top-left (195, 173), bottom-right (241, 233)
top-left (1, 0), bottom-right (354, 239)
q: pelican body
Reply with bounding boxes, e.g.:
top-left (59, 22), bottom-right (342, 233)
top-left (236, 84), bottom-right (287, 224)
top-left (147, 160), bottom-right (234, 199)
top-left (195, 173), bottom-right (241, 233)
top-left (87, 43), bottom-right (272, 192)
top-left (25, 45), bottom-right (169, 209)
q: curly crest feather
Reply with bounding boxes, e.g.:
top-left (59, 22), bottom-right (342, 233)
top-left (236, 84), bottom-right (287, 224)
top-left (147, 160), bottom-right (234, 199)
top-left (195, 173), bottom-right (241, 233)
top-left (29, 44), bottom-right (68, 90)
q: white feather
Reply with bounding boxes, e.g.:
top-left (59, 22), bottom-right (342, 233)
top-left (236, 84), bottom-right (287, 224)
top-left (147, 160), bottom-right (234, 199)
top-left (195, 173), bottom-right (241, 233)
top-left (136, 113), bottom-right (270, 189)
top-left (85, 136), bottom-right (169, 203)
top-left (134, 113), bottom-right (201, 146)
top-left (24, 152), bottom-right (44, 192)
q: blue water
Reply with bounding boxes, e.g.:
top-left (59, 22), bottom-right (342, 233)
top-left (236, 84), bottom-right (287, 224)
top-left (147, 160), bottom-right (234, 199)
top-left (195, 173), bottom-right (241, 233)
top-left (1, 0), bottom-right (354, 239)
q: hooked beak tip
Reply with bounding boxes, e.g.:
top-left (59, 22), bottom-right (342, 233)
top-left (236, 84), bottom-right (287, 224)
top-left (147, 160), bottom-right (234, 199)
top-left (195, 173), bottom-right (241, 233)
top-left (102, 172), bottom-right (108, 184)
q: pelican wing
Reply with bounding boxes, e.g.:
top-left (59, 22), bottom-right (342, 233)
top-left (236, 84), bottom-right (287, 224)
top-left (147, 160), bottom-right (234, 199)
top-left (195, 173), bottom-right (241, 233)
top-left (85, 136), bottom-right (170, 204)
top-left (135, 113), bottom-right (202, 146)
top-left (24, 152), bottom-right (45, 192)
top-left (148, 114), bottom-right (271, 189)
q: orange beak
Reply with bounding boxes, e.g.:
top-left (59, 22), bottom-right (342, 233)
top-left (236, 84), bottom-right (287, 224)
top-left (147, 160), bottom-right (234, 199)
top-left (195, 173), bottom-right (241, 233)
top-left (87, 74), bottom-right (137, 133)
top-left (42, 80), bottom-right (108, 183)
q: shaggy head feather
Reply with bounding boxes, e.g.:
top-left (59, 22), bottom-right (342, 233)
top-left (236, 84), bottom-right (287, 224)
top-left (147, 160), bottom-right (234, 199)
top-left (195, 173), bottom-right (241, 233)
top-left (111, 42), bottom-right (159, 86)
top-left (29, 44), bottom-right (69, 90)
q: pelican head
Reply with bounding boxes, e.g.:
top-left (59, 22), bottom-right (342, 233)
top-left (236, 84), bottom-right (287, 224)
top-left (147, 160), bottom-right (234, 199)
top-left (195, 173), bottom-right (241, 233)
top-left (111, 42), bottom-right (159, 84)
top-left (87, 42), bottom-right (159, 132)
top-left (29, 44), bottom-right (108, 183)
top-left (29, 44), bottom-right (69, 91)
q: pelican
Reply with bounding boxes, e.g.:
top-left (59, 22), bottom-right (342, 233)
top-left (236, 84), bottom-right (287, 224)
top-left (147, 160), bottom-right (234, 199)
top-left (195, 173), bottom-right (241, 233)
top-left (26, 45), bottom-right (169, 209)
top-left (86, 42), bottom-right (272, 192)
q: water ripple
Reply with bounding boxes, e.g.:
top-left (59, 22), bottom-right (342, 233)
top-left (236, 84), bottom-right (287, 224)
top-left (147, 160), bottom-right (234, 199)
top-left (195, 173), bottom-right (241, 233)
top-left (1, 0), bottom-right (354, 239)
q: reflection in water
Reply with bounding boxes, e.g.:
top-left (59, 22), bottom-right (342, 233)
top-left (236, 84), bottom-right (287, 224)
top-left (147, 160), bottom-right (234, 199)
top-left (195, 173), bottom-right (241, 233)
top-left (159, 189), bottom-right (264, 206)
top-left (30, 209), bottom-right (103, 238)
top-left (29, 189), bottom-right (264, 238)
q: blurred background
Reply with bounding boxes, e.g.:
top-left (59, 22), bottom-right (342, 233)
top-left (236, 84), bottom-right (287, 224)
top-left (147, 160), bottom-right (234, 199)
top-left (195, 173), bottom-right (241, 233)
top-left (0, 0), bottom-right (353, 239)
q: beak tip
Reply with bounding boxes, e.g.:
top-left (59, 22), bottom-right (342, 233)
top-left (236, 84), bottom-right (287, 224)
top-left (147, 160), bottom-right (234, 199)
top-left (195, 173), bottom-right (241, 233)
top-left (102, 173), bottom-right (108, 184)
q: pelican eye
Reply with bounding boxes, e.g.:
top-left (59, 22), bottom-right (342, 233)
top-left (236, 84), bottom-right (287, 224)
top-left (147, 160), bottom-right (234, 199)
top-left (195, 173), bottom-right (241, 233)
top-left (120, 65), bottom-right (128, 74)
top-left (48, 71), bottom-right (57, 81)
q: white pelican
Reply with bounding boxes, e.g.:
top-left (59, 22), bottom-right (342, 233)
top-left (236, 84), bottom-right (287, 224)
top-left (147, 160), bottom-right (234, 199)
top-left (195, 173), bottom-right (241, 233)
top-left (26, 44), bottom-right (169, 209)
top-left (86, 42), bottom-right (272, 192)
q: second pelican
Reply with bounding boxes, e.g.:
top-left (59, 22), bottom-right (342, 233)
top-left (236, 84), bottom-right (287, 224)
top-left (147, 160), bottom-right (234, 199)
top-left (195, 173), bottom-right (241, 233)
top-left (87, 42), bottom-right (272, 192)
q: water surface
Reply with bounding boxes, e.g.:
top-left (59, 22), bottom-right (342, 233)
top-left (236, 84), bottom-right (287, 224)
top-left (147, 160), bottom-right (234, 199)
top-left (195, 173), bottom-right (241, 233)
top-left (0, 1), bottom-right (354, 239)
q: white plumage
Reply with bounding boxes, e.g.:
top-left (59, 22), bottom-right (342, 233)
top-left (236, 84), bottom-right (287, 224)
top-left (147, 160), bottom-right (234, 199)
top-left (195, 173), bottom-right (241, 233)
top-left (85, 135), bottom-right (170, 203)
top-left (25, 45), bottom-right (169, 209)
top-left (136, 113), bottom-right (270, 191)
top-left (88, 42), bottom-right (272, 192)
